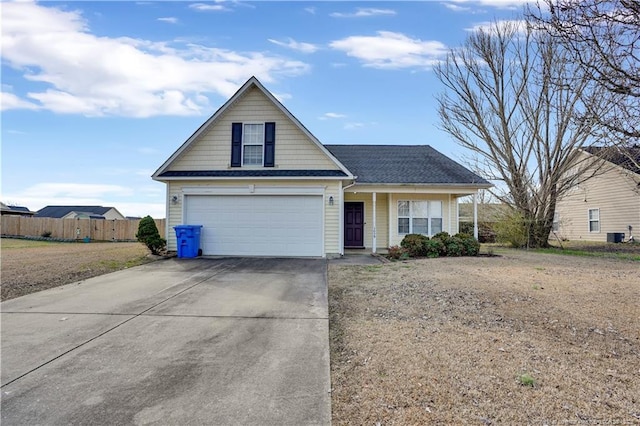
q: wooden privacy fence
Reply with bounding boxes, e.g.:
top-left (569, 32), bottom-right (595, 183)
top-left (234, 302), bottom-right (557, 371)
top-left (1, 216), bottom-right (166, 241)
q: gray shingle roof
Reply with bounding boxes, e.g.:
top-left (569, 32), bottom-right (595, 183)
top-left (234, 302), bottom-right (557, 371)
top-left (583, 145), bottom-right (640, 174)
top-left (36, 206), bottom-right (113, 218)
top-left (325, 145), bottom-right (490, 185)
top-left (158, 170), bottom-right (347, 178)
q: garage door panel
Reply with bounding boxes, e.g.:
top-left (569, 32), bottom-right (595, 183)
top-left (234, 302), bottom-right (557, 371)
top-left (184, 195), bottom-right (323, 257)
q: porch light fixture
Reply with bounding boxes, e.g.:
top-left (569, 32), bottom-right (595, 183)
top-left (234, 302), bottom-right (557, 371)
top-left (171, 195), bottom-right (179, 204)
top-left (329, 196), bottom-right (334, 206)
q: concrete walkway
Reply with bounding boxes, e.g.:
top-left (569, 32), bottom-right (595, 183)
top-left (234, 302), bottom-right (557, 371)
top-left (1, 257), bottom-right (330, 425)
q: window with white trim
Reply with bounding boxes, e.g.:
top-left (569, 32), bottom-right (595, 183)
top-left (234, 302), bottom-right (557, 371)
top-left (588, 208), bottom-right (600, 232)
top-left (398, 200), bottom-right (443, 235)
top-left (552, 212), bottom-right (559, 232)
top-left (243, 123), bottom-right (264, 166)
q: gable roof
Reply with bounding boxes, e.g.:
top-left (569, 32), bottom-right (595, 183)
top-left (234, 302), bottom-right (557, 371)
top-left (325, 145), bottom-right (491, 186)
top-left (583, 145), bottom-right (640, 175)
top-left (1, 203), bottom-right (35, 215)
top-left (36, 206), bottom-right (115, 218)
top-left (153, 76), bottom-right (352, 179)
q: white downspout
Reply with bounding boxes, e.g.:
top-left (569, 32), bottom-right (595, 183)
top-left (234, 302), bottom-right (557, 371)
top-left (372, 192), bottom-right (377, 253)
top-left (473, 191), bottom-right (479, 240)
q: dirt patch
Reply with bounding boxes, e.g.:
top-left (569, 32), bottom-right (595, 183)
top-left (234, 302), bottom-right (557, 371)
top-left (1, 238), bottom-right (154, 301)
top-left (329, 251), bottom-right (640, 425)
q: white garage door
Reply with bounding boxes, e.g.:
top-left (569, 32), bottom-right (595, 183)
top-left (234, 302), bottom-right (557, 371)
top-left (184, 195), bottom-right (324, 257)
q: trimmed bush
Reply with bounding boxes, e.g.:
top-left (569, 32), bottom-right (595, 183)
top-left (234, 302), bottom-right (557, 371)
top-left (387, 245), bottom-right (409, 260)
top-left (400, 234), bottom-right (430, 257)
top-left (392, 231), bottom-right (481, 259)
top-left (455, 233), bottom-right (480, 256)
top-left (431, 232), bottom-right (452, 256)
top-left (424, 239), bottom-right (443, 258)
top-left (446, 236), bottom-right (464, 256)
top-left (136, 216), bottom-right (166, 255)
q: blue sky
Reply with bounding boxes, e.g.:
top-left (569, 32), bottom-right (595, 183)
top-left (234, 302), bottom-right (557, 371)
top-left (1, 0), bottom-right (528, 218)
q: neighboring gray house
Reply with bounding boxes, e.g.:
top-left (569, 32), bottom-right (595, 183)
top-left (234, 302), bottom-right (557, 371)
top-left (0, 203), bottom-right (35, 216)
top-left (153, 76), bottom-right (491, 257)
top-left (36, 206), bottom-right (126, 220)
top-left (554, 146), bottom-right (640, 242)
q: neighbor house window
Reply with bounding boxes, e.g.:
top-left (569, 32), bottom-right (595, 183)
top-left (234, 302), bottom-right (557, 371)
top-left (552, 212), bottom-right (559, 232)
top-left (588, 208), bottom-right (600, 232)
top-left (398, 201), bottom-right (443, 235)
top-left (242, 123), bottom-right (264, 166)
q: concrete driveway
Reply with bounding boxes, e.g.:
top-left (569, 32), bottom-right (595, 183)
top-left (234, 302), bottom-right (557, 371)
top-left (1, 257), bottom-right (330, 425)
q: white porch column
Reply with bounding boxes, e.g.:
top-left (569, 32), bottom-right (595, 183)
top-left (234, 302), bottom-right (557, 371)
top-left (473, 191), bottom-right (479, 240)
top-left (338, 181), bottom-right (344, 255)
top-left (372, 192), bottom-right (377, 253)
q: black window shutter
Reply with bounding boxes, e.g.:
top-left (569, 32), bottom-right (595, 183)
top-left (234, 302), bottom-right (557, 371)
top-left (264, 122), bottom-right (276, 167)
top-left (231, 123), bottom-right (242, 167)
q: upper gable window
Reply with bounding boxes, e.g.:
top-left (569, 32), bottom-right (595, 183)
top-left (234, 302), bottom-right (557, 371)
top-left (243, 124), bottom-right (264, 166)
top-left (231, 122), bottom-right (276, 168)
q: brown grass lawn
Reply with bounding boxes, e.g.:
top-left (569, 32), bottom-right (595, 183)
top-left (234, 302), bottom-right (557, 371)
top-left (1, 238), bottom-right (153, 301)
top-left (329, 251), bottom-right (640, 425)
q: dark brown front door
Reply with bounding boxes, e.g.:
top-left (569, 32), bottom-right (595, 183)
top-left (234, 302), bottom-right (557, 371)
top-left (344, 202), bottom-right (364, 248)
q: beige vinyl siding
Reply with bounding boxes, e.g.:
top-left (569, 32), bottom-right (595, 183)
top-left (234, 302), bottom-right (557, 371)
top-left (555, 163), bottom-right (640, 242)
top-left (166, 180), bottom-right (341, 255)
top-left (343, 193), bottom-right (389, 250)
top-left (168, 87), bottom-right (338, 171)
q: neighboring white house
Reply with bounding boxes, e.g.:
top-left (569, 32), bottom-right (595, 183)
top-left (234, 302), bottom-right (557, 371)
top-left (36, 206), bottom-right (126, 220)
top-left (153, 77), bottom-right (491, 257)
top-left (554, 146), bottom-right (640, 242)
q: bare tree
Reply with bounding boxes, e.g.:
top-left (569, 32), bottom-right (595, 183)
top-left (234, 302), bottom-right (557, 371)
top-left (434, 21), bottom-right (608, 248)
top-left (528, 0), bottom-right (640, 169)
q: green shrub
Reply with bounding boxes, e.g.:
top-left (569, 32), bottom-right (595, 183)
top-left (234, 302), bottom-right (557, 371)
top-left (455, 233), bottom-right (480, 256)
top-left (494, 211), bottom-right (527, 248)
top-left (431, 232), bottom-right (452, 256)
top-left (387, 245), bottom-right (409, 260)
top-left (400, 234), bottom-right (430, 257)
top-left (424, 239), bottom-right (442, 258)
top-left (136, 215), bottom-right (166, 255)
top-left (446, 236), bottom-right (464, 256)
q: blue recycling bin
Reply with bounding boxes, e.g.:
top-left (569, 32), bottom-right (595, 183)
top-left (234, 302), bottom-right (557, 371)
top-left (173, 225), bottom-right (203, 258)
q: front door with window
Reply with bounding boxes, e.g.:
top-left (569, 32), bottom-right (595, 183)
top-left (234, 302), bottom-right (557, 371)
top-left (344, 202), bottom-right (364, 248)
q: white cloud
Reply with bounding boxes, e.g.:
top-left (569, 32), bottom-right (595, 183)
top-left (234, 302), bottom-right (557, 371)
top-left (330, 8), bottom-right (396, 18)
top-left (268, 38), bottom-right (319, 54)
top-left (188, 3), bottom-right (230, 12)
top-left (319, 112), bottom-right (347, 120)
top-left (443, 3), bottom-right (473, 12)
top-left (446, 0), bottom-right (533, 10)
top-left (465, 19), bottom-right (528, 33)
top-left (344, 122), bottom-right (365, 130)
top-left (330, 31), bottom-right (448, 70)
top-left (1, 91), bottom-right (41, 111)
top-left (158, 17), bottom-right (178, 24)
top-left (1, 2), bottom-right (309, 117)
top-left (305, 7), bottom-right (316, 15)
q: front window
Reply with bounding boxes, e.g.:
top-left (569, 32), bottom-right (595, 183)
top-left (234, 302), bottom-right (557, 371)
top-left (398, 200), bottom-right (443, 235)
top-left (243, 123), bottom-right (264, 166)
top-left (588, 208), bottom-right (600, 232)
